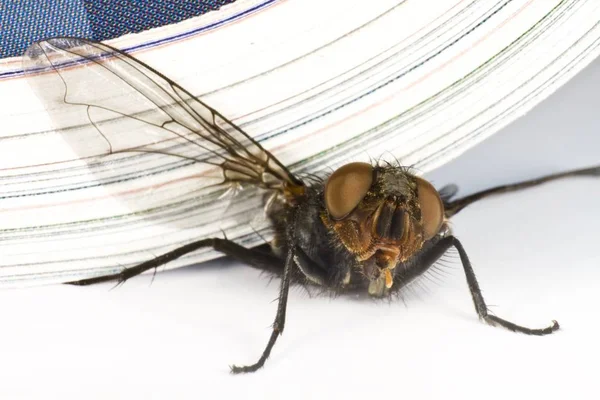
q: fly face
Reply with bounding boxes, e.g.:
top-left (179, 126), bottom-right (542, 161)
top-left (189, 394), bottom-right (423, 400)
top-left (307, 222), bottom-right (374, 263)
top-left (321, 162), bottom-right (444, 296)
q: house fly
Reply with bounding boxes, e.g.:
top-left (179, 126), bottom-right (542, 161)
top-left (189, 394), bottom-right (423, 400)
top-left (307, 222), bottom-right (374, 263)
top-left (23, 38), bottom-right (600, 373)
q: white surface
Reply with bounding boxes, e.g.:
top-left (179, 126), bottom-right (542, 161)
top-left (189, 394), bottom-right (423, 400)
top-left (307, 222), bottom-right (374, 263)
top-left (2, 41), bottom-right (600, 400)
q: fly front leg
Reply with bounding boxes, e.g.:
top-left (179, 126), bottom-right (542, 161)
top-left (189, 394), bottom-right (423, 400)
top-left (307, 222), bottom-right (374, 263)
top-left (230, 236), bottom-right (295, 373)
top-left (445, 236), bottom-right (559, 335)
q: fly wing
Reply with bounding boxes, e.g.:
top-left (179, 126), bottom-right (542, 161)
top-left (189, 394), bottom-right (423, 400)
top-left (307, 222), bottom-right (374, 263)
top-left (15, 37), bottom-right (305, 285)
top-left (24, 38), bottom-right (302, 202)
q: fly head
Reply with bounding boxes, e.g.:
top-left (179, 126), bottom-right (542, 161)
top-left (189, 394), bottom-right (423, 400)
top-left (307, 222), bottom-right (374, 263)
top-left (321, 162), bottom-right (445, 296)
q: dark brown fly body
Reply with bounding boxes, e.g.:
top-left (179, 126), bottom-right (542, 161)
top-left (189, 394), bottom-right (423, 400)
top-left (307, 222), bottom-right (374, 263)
top-left (23, 37), bottom-right (600, 374)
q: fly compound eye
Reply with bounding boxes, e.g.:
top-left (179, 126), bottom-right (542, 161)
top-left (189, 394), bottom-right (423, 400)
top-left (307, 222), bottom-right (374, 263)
top-left (324, 162), bottom-right (373, 220)
top-left (415, 177), bottom-right (444, 239)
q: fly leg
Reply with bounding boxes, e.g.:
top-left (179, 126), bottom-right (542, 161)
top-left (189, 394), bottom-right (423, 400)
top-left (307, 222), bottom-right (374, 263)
top-left (230, 242), bottom-right (294, 374)
top-left (444, 165), bottom-right (600, 217)
top-left (398, 235), bottom-right (558, 335)
top-left (447, 235), bottom-right (558, 335)
top-left (230, 214), bottom-right (298, 374)
top-left (66, 238), bottom-right (282, 286)
top-left (69, 232), bottom-right (297, 373)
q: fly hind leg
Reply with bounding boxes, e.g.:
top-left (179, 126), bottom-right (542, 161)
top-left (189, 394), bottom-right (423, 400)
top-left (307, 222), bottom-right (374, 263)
top-left (444, 165), bottom-right (600, 217)
top-left (66, 238), bottom-right (282, 286)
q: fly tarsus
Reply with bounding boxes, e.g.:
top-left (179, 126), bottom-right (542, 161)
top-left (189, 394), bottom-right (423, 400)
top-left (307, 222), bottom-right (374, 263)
top-left (67, 264), bottom-right (155, 287)
top-left (230, 328), bottom-right (281, 374)
top-left (483, 315), bottom-right (559, 336)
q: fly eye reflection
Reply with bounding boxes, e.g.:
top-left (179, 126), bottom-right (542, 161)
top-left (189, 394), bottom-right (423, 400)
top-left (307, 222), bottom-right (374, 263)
top-left (324, 162), bottom-right (373, 220)
top-left (415, 177), bottom-right (444, 239)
